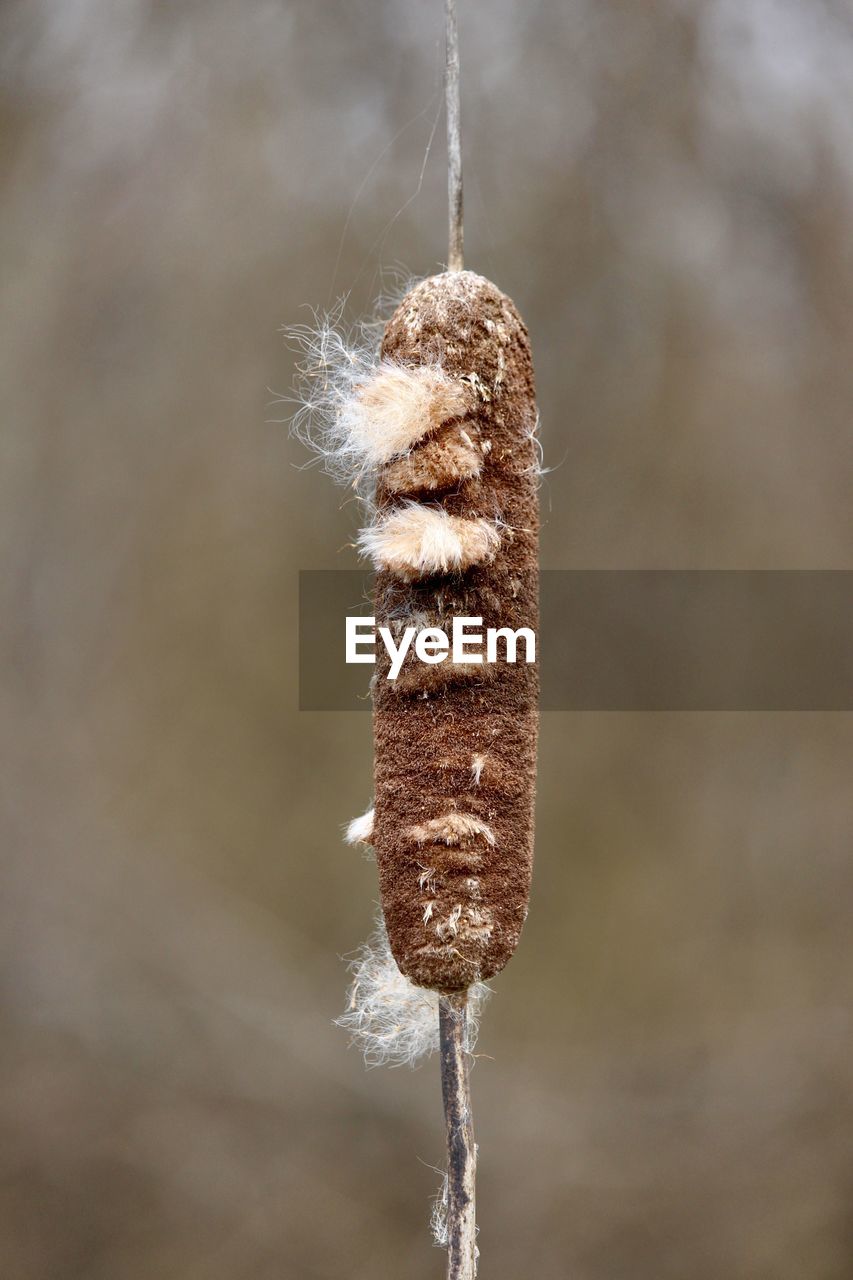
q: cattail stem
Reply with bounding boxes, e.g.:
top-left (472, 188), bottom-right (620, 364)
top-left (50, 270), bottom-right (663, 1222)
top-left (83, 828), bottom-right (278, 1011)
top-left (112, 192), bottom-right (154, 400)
top-left (439, 991), bottom-right (477, 1279)
top-left (444, 0), bottom-right (464, 271)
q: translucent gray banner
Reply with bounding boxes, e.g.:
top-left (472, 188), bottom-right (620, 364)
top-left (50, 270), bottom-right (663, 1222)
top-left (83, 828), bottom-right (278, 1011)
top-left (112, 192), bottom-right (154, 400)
top-left (299, 571), bottom-right (853, 711)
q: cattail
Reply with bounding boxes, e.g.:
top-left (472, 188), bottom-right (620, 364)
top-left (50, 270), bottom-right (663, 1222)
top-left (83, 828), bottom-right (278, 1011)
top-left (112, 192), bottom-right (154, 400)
top-left (291, 18), bottom-right (539, 1276)
top-left (360, 270), bottom-right (539, 992)
top-left (291, 267), bottom-right (539, 1278)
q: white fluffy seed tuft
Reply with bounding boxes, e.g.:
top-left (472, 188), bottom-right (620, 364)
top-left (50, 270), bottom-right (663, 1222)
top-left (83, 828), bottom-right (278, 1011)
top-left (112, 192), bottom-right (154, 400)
top-left (344, 364), bottom-right (470, 470)
top-left (408, 812), bottom-right (496, 847)
top-left (283, 299), bottom-right (470, 491)
top-left (344, 806), bottom-right (375, 846)
top-left (358, 504), bottom-right (502, 579)
top-left (336, 919), bottom-right (490, 1068)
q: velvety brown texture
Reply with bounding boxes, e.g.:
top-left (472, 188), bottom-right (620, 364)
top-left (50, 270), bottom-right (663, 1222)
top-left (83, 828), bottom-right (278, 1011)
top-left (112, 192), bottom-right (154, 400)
top-left (381, 424), bottom-right (483, 493)
top-left (372, 271), bottom-right (539, 991)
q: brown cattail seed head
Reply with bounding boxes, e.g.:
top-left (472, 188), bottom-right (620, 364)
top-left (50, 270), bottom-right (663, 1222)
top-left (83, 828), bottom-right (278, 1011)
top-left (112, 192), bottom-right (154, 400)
top-left (364, 271), bottom-right (539, 991)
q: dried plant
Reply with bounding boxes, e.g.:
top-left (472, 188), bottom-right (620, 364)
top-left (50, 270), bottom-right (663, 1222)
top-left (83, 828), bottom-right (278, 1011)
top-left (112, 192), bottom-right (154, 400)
top-left (293, 10), bottom-right (539, 1277)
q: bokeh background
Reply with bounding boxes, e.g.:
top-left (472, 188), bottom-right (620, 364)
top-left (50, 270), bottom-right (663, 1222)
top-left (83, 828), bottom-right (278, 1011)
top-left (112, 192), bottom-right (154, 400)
top-left (2, 1), bottom-right (852, 1276)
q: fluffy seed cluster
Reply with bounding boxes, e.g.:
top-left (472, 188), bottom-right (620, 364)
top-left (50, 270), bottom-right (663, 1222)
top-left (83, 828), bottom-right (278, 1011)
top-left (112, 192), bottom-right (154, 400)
top-left (344, 806), bottom-right (375, 846)
top-left (358, 504), bottom-right (502, 579)
top-left (345, 364), bottom-right (470, 470)
top-left (408, 813), bottom-right (496, 847)
top-left (285, 296), bottom-right (471, 493)
top-left (335, 919), bottom-right (489, 1068)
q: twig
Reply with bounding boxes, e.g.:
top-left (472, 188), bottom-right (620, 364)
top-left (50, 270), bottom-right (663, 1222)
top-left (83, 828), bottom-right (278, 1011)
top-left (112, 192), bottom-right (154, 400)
top-left (439, 991), bottom-right (477, 1278)
top-left (445, 0), bottom-right (464, 271)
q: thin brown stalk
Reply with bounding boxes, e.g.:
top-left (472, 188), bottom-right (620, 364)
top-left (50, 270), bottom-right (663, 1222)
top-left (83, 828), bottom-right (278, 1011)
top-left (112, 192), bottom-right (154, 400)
top-left (445, 0), bottom-right (464, 271)
top-left (438, 991), bottom-right (477, 1278)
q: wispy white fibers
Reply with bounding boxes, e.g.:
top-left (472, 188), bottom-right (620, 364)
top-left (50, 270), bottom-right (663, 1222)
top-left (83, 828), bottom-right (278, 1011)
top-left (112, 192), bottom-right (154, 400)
top-left (284, 302), bottom-right (379, 491)
top-left (358, 503), bottom-right (502, 579)
top-left (336, 917), bottom-right (489, 1068)
top-left (282, 277), bottom-right (474, 494)
top-left (430, 1170), bottom-right (449, 1247)
top-left (344, 362), bottom-right (470, 470)
top-left (344, 806), bottom-right (374, 846)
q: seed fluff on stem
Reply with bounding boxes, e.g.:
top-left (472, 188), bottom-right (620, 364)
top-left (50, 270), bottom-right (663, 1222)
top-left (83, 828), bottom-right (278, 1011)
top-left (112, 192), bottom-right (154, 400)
top-left (335, 918), bottom-right (489, 1069)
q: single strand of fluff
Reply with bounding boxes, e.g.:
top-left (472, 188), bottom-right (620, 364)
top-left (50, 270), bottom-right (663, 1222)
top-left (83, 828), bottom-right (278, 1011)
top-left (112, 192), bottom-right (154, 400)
top-left (358, 504), bottom-right (502, 579)
top-left (336, 918), bottom-right (489, 1068)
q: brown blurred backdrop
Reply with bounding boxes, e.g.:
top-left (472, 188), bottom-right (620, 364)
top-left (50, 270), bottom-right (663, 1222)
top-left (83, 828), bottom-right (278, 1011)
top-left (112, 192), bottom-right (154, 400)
top-left (1, 1), bottom-right (852, 1277)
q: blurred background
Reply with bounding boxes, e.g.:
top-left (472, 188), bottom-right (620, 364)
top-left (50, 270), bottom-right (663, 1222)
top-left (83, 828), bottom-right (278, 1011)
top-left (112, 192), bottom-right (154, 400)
top-left (2, 1), bottom-right (852, 1276)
